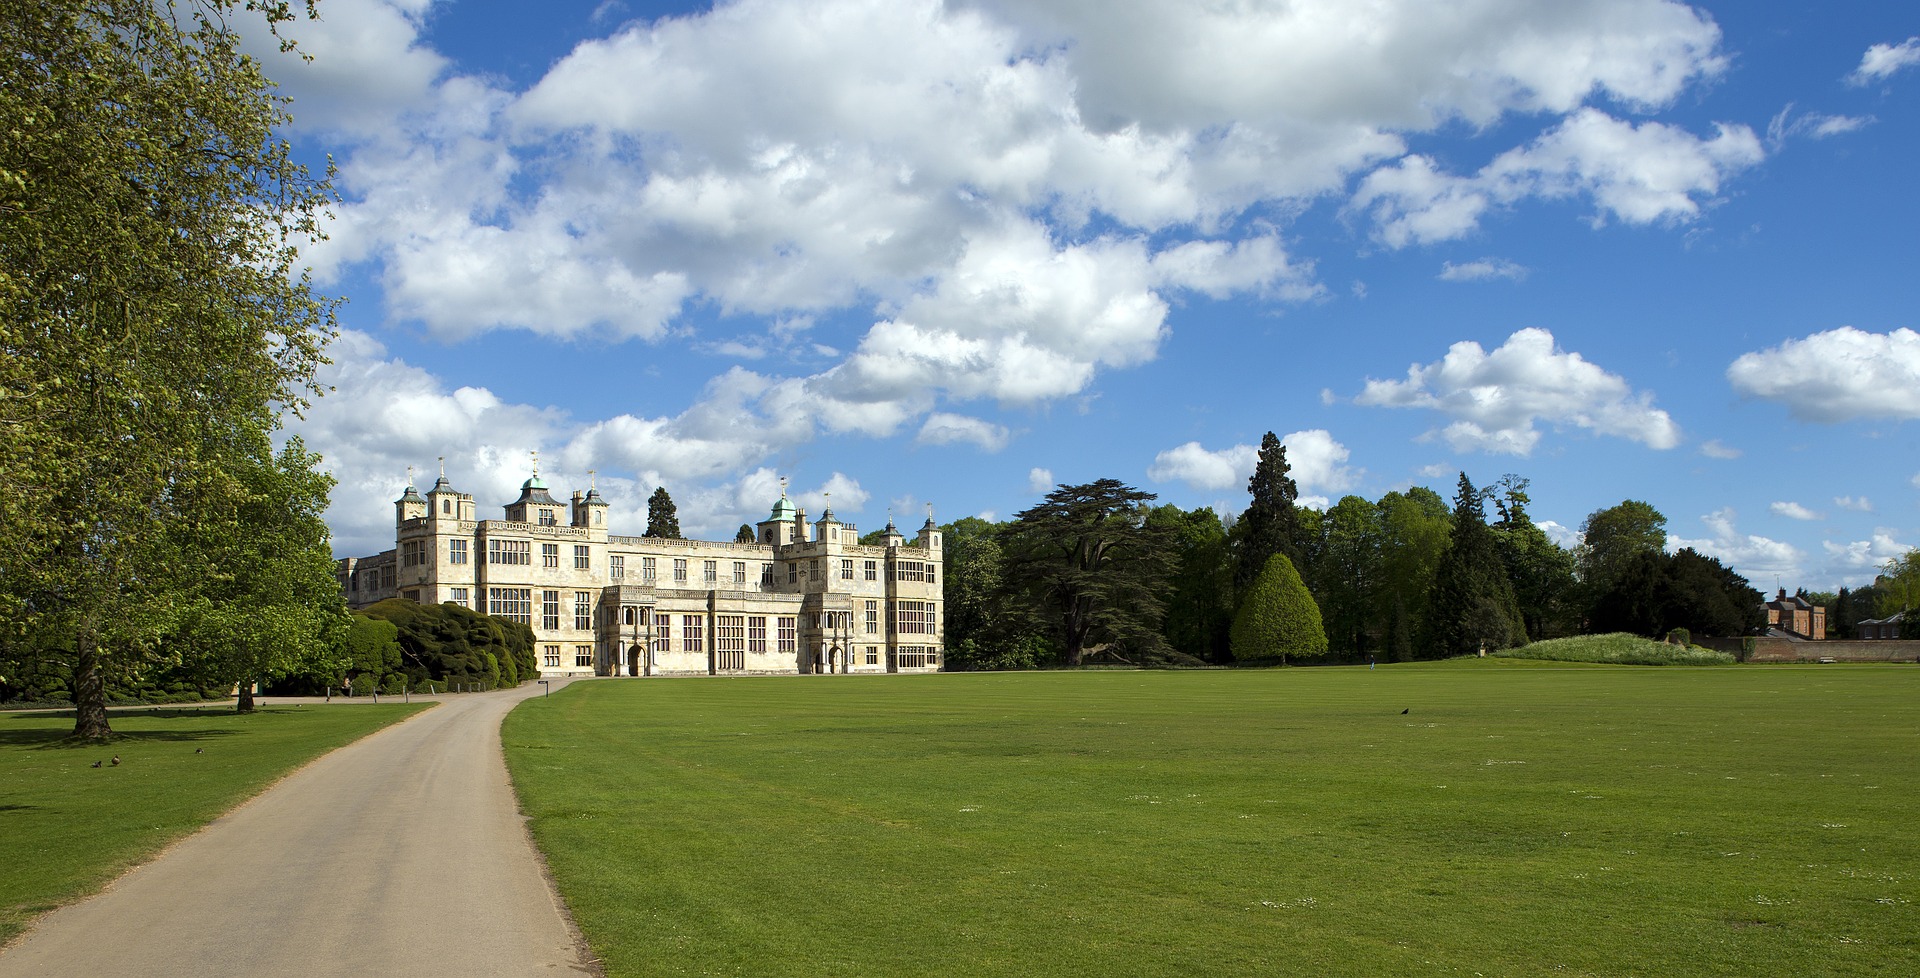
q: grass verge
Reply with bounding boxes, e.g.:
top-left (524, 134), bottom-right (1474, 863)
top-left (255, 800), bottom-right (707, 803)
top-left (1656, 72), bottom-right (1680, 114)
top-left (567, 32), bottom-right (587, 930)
top-left (508, 665), bottom-right (1918, 978)
top-left (1498, 632), bottom-right (1737, 665)
top-left (0, 703), bottom-right (427, 945)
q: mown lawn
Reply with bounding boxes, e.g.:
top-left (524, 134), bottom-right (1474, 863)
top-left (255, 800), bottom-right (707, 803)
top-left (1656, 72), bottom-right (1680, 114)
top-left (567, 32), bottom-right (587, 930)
top-left (505, 665), bottom-right (1919, 978)
top-left (0, 703), bottom-right (426, 945)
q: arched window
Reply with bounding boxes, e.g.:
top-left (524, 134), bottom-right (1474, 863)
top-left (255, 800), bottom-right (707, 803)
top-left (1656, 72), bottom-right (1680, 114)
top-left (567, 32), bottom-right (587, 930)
top-left (623, 607), bottom-right (636, 626)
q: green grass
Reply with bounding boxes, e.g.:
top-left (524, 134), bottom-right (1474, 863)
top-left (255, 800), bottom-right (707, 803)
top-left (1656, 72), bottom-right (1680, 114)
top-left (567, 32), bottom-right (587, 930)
top-left (1498, 632), bottom-right (1737, 665)
top-left (506, 666), bottom-right (1920, 978)
top-left (0, 703), bottom-right (426, 945)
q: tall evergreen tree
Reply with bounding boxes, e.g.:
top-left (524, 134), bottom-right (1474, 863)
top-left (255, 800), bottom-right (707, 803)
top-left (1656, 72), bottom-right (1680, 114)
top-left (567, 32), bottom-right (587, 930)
top-left (1234, 432), bottom-right (1302, 596)
top-left (644, 487), bottom-right (682, 539)
top-left (1001, 480), bottom-right (1175, 667)
top-left (1421, 474), bottom-right (1526, 658)
top-left (1, 0), bottom-right (337, 738)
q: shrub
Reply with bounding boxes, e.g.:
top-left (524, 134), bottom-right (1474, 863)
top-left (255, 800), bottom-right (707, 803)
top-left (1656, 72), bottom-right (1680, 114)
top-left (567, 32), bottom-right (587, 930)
top-left (1495, 633), bottom-right (1734, 666)
top-left (1666, 627), bottom-right (1691, 646)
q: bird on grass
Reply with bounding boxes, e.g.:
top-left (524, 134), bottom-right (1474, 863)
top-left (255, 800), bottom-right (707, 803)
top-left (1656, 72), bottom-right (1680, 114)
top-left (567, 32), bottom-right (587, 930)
top-left (91, 760), bottom-right (102, 768)
top-left (194, 747), bottom-right (204, 754)
top-left (1401, 709), bottom-right (1410, 715)
top-left (110, 755), bottom-right (121, 766)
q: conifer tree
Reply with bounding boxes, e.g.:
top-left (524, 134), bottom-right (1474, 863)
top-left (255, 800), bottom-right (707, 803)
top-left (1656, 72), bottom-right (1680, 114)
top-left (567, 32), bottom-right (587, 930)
top-left (1001, 480), bottom-right (1174, 666)
top-left (1234, 432), bottom-right (1302, 596)
top-left (645, 487), bottom-right (683, 539)
top-left (1421, 474), bottom-right (1526, 658)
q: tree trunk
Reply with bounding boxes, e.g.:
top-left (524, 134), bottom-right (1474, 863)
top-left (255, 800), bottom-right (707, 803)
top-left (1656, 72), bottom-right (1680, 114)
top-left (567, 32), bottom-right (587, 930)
top-left (72, 627), bottom-right (113, 741)
top-left (236, 681), bottom-right (256, 713)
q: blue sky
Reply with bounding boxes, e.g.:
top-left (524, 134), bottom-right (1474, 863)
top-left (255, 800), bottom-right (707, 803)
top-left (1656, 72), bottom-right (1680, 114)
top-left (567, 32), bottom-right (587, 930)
top-left (252, 1), bottom-right (1919, 591)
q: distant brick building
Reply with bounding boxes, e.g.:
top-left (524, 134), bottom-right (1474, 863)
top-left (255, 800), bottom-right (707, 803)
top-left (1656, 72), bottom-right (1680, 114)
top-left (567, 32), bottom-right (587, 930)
top-left (1856, 612), bottom-right (1904, 640)
top-left (1761, 589), bottom-right (1825, 640)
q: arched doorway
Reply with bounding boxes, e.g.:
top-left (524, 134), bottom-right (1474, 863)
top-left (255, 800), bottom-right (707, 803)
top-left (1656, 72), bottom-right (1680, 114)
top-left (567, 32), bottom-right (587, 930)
top-left (627, 644), bottom-right (642, 677)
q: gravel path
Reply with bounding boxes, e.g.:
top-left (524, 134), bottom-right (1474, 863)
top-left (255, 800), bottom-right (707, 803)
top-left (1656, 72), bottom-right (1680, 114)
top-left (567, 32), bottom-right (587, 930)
top-left (0, 679), bottom-right (597, 977)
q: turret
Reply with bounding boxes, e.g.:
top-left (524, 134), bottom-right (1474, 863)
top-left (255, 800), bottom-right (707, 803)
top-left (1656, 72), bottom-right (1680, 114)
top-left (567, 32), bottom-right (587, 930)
top-left (504, 472), bottom-right (564, 525)
top-left (880, 512), bottom-right (905, 550)
top-left (425, 459), bottom-right (474, 523)
top-left (759, 486), bottom-right (799, 545)
top-left (395, 474), bottom-right (427, 525)
top-left (917, 506), bottom-right (941, 552)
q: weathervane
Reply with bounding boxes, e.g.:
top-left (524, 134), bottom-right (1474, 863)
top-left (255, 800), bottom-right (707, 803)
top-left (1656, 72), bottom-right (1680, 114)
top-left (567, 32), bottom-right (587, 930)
top-left (405, 464), bottom-right (414, 489)
top-left (779, 475), bottom-right (789, 498)
top-left (438, 456), bottom-right (445, 479)
top-left (589, 469), bottom-right (597, 489)
top-left (530, 449), bottom-right (540, 477)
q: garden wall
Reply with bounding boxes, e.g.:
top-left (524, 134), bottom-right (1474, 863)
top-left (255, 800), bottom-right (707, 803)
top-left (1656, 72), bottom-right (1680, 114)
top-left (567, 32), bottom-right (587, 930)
top-left (1699, 638), bottom-right (1920, 663)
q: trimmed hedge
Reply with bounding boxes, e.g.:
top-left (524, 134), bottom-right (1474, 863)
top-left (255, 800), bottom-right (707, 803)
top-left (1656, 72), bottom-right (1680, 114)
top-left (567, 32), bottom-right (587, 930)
top-left (1230, 553), bottom-right (1328, 665)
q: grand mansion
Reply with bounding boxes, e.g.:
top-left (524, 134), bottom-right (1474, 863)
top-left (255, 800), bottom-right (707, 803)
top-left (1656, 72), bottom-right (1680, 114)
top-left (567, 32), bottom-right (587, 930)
top-left (335, 468), bottom-right (944, 678)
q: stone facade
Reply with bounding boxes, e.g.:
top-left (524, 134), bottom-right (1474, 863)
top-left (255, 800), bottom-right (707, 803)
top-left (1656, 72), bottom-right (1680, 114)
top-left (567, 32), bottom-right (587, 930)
top-left (336, 471), bottom-right (943, 678)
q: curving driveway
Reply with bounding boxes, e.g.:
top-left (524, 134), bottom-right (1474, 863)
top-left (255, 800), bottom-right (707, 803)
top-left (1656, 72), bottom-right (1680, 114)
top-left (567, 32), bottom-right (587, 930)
top-left (0, 680), bottom-right (596, 977)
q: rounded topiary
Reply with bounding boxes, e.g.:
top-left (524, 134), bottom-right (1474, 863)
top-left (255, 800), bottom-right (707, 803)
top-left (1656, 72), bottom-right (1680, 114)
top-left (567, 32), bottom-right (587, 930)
top-left (1231, 553), bottom-right (1328, 665)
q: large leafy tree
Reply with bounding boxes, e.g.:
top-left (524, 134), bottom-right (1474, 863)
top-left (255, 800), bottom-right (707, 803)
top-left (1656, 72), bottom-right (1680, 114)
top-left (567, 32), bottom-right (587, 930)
top-left (1233, 432), bottom-right (1303, 596)
top-left (940, 517), bottom-right (1048, 670)
top-left (1001, 479), bottom-right (1174, 667)
top-left (1230, 553), bottom-right (1327, 665)
top-left (1489, 476), bottom-right (1577, 641)
top-left (1309, 495), bottom-right (1381, 656)
top-left (1, 0), bottom-right (336, 738)
top-left (1147, 504), bottom-right (1234, 663)
top-left (1575, 500), bottom-right (1667, 619)
top-left (1875, 551), bottom-right (1920, 620)
top-left (644, 487), bottom-right (682, 539)
top-left (169, 436), bottom-right (350, 711)
top-left (1421, 474), bottom-right (1526, 658)
top-left (1374, 487), bottom-right (1451, 661)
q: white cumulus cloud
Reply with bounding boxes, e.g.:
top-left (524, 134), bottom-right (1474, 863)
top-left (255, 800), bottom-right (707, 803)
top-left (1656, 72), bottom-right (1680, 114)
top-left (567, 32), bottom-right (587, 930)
top-left (1147, 430), bottom-right (1357, 503)
top-left (917, 413), bottom-right (1011, 452)
top-left (1354, 109), bottom-right (1762, 247)
top-left (1727, 327), bottom-right (1920, 422)
top-left (1823, 532), bottom-right (1913, 571)
top-left (1834, 496), bottom-right (1873, 513)
top-left (1850, 37), bottom-right (1920, 85)
top-left (1667, 509), bottom-right (1801, 585)
top-left (1769, 501), bottom-right (1822, 521)
top-left (1356, 327), bottom-right (1681, 455)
